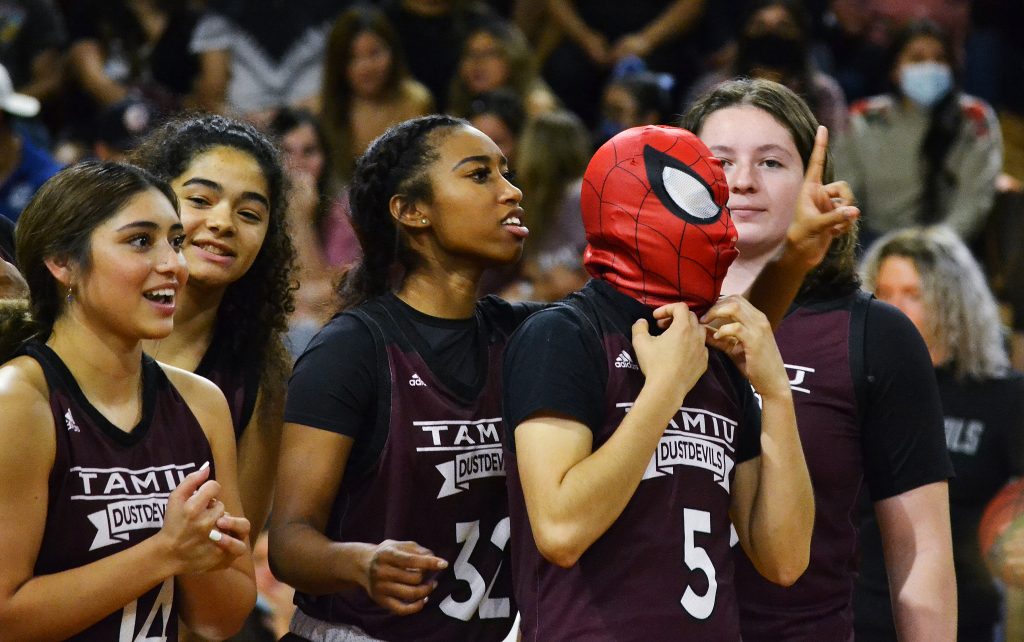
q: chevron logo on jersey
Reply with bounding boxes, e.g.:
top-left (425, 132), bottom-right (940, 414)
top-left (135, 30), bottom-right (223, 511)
top-left (615, 350), bottom-right (639, 370)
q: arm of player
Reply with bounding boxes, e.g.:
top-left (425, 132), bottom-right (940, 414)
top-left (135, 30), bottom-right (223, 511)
top-left (268, 423), bottom-right (448, 616)
top-left (700, 296), bottom-right (814, 585)
top-left (0, 362), bottom-right (250, 640)
top-left (875, 481), bottom-right (956, 642)
top-left (235, 387), bottom-right (283, 536)
top-left (515, 304), bottom-right (708, 568)
top-left (170, 371), bottom-right (257, 640)
top-left (747, 126), bottom-right (860, 329)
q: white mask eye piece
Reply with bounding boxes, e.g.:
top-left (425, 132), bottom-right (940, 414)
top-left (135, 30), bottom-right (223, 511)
top-left (662, 165), bottom-right (719, 220)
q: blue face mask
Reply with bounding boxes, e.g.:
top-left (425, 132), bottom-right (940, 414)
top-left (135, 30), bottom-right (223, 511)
top-left (899, 61), bottom-right (953, 108)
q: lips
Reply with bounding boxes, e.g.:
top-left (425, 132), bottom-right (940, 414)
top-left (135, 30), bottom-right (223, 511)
top-left (501, 208), bottom-right (529, 239)
top-left (191, 239), bottom-right (235, 257)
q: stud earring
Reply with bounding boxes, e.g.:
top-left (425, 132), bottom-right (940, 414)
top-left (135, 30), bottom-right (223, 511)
top-left (420, 219), bottom-right (428, 224)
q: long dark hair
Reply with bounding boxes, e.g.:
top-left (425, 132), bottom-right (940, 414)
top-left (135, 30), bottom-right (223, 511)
top-left (0, 161), bottom-right (178, 361)
top-left (339, 114), bottom-right (468, 309)
top-left (681, 77), bottom-right (860, 301)
top-left (129, 113), bottom-right (295, 420)
top-left (321, 6), bottom-right (411, 184)
top-left (888, 19), bottom-right (962, 224)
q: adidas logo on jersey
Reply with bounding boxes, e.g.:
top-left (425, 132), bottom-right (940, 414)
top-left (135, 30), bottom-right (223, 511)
top-left (65, 409), bottom-right (80, 432)
top-left (409, 373), bottom-right (427, 387)
top-left (614, 350), bottom-right (639, 370)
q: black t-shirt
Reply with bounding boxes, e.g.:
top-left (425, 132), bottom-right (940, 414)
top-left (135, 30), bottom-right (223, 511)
top-left (503, 279), bottom-right (761, 641)
top-left (283, 292), bottom-right (541, 641)
top-left (855, 365), bottom-right (1024, 637)
top-left (736, 292), bottom-right (954, 641)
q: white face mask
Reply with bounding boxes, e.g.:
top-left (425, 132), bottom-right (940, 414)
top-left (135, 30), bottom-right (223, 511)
top-left (899, 61), bottom-right (953, 108)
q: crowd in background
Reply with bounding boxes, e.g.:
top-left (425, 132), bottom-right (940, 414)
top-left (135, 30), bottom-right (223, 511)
top-left (2, 0), bottom-right (1024, 639)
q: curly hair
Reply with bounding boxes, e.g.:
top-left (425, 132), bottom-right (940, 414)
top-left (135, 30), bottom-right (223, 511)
top-left (861, 225), bottom-right (1008, 380)
top-left (1, 161), bottom-right (178, 361)
top-left (339, 114), bottom-right (468, 309)
top-left (129, 113), bottom-right (295, 421)
top-left (681, 77), bottom-right (860, 301)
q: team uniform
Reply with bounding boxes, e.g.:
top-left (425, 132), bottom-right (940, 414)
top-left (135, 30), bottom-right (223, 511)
top-left (855, 366), bottom-right (1024, 641)
top-left (503, 280), bottom-right (762, 642)
top-left (283, 293), bottom-right (540, 641)
top-left (194, 328), bottom-right (260, 439)
top-left (734, 292), bottom-right (954, 641)
top-left (22, 342), bottom-right (214, 641)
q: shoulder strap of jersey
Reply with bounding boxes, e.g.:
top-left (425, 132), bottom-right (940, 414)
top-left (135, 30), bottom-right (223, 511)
top-left (342, 307), bottom-right (393, 482)
top-left (556, 293), bottom-right (609, 390)
top-left (849, 289), bottom-right (874, 426)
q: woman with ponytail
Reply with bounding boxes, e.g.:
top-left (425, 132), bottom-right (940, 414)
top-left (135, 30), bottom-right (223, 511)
top-left (0, 162), bottom-right (255, 639)
top-left (270, 114), bottom-right (535, 641)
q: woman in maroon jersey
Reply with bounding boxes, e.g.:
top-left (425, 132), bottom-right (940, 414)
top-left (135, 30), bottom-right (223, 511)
top-left (681, 77), bottom-right (956, 641)
top-left (130, 114), bottom-right (295, 536)
top-left (270, 114), bottom-right (534, 641)
top-left (0, 161), bottom-right (255, 639)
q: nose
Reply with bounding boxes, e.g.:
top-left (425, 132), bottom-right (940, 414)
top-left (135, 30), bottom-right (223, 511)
top-left (728, 162), bottom-right (758, 194)
top-left (500, 173), bottom-right (523, 204)
top-left (156, 240), bottom-right (188, 280)
top-left (204, 203), bottom-right (236, 235)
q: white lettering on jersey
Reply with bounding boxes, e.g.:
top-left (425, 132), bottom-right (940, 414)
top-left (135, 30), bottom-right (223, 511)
top-left (416, 418), bottom-right (506, 498)
top-left (945, 416), bottom-right (984, 455)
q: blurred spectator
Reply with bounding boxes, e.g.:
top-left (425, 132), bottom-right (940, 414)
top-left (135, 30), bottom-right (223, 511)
top-left (63, 0), bottom-right (199, 157)
top-left (858, 225), bottom-right (1024, 642)
top-left (542, 0), bottom-right (705, 124)
top-left (817, 0), bottom-right (890, 102)
top-left (512, 109), bottom-right (590, 302)
top-left (383, 0), bottom-right (495, 113)
top-left (0, 0), bottom-right (65, 105)
top-left (92, 97), bottom-right (156, 161)
top-left (320, 5), bottom-right (433, 187)
top-left (0, 63), bottom-right (58, 222)
top-left (597, 69), bottom-right (674, 146)
top-left (834, 20), bottom-right (1002, 245)
top-left (268, 108), bottom-right (353, 357)
top-left (465, 87), bottom-right (526, 164)
top-left (685, 0), bottom-right (848, 134)
top-left (447, 17), bottom-right (557, 118)
top-left (191, 0), bottom-right (339, 126)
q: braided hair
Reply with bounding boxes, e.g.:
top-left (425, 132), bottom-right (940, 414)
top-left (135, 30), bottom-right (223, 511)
top-left (339, 114), bottom-right (468, 309)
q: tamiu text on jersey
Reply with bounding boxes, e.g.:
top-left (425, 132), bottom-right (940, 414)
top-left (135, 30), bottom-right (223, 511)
top-left (417, 417), bottom-right (505, 498)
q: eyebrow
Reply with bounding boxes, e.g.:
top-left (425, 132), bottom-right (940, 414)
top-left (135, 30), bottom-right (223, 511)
top-left (115, 221), bottom-right (185, 233)
top-left (181, 177), bottom-right (270, 208)
top-left (708, 143), bottom-right (796, 158)
top-left (452, 155), bottom-right (506, 171)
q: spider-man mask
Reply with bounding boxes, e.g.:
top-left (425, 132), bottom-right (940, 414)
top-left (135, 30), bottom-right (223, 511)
top-left (582, 125), bottom-right (738, 315)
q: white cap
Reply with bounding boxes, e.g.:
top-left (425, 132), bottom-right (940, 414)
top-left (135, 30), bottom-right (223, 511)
top-left (0, 63), bottom-right (39, 118)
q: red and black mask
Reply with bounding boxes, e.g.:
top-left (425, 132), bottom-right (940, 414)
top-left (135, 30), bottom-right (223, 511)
top-left (582, 125), bottom-right (738, 315)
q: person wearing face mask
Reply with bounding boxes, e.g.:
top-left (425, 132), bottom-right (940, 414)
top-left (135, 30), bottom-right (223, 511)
top-left (684, 0), bottom-right (848, 135)
top-left (833, 19), bottom-right (1002, 246)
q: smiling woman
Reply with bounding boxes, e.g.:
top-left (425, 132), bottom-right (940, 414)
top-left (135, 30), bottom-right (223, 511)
top-left (0, 161), bottom-right (256, 639)
top-left (130, 114), bottom-right (295, 538)
top-left (269, 115), bottom-right (539, 642)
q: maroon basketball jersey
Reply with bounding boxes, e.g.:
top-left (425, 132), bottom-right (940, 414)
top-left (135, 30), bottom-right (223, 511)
top-left (25, 342), bottom-right (214, 641)
top-left (505, 284), bottom-right (760, 641)
top-left (194, 330), bottom-right (259, 439)
top-left (295, 297), bottom-right (519, 641)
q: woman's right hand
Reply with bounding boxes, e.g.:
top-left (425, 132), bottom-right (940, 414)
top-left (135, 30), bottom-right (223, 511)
top-left (360, 540), bottom-right (448, 615)
top-left (158, 463), bottom-right (249, 575)
top-left (638, 302), bottom-right (708, 399)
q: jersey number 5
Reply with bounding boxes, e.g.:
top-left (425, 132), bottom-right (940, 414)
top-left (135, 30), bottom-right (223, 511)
top-left (681, 507), bottom-right (717, 620)
top-left (439, 518), bottom-right (511, 621)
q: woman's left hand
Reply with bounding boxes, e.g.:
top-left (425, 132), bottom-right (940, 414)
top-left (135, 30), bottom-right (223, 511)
top-left (787, 126), bottom-right (860, 272)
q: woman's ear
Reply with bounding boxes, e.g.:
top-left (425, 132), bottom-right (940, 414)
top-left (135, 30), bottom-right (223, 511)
top-left (43, 256), bottom-right (73, 288)
top-left (389, 194), bottom-right (431, 230)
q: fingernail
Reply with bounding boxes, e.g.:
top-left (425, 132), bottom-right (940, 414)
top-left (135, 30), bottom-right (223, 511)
top-left (209, 529), bottom-right (222, 542)
top-left (438, 560), bottom-right (448, 569)
top-left (199, 461), bottom-right (210, 472)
